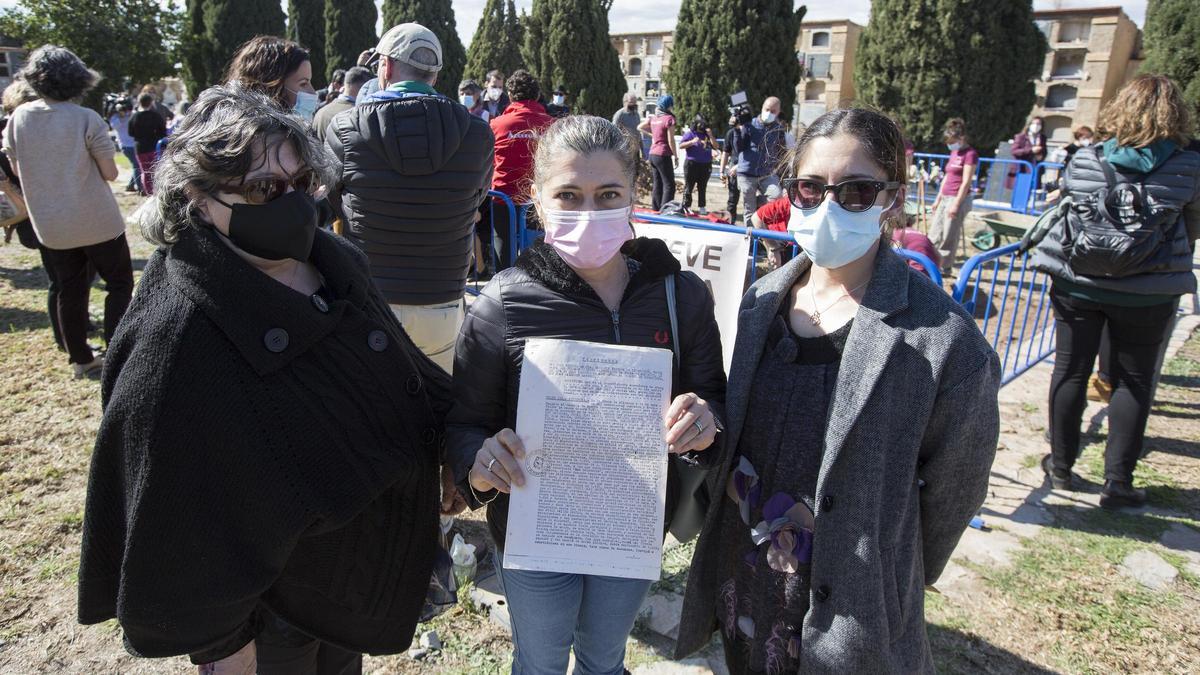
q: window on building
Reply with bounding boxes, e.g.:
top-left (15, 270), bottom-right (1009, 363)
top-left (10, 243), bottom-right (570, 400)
top-left (1050, 50), bottom-right (1085, 79)
top-left (1057, 20), bottom-right (1091, 44)
top-left (649, 37), bottom-right (663, 56)
top-left (646, 80), bottom-right (660, 97)
top-left (806, 54), bottom-right (832, 78)
top-left (628, 58), bottom-right (642, 77)
top-left (1035, 21), bottom-right (1052, 39)
top-left (1045, 84), bottom-right (1078, 110)
top-left (1044, 115), bottom-right (1074, 144)
top-left (804, 80), bottom-right (826, 102)
top-left (811, 31), bottom-right (830, 48)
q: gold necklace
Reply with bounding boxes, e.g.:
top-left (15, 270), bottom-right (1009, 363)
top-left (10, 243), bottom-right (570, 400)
top-left (807, 277), bottom-right (870, 326)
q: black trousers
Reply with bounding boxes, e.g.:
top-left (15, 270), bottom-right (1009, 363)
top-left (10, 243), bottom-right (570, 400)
top-left (725, 173), bottom-right (740, 223)
top-left (42, 234), bottom-right (134, 365)
top-left (649, 154), bottom-right (675, 210)
top-left (36, 245), bottom-right (66, 350)
top-left (681, 159), bottom-right (712, 210)
top-left (1048, 285), bottom-right (1176, 482)
top-left (255, 611), bottom-right (362, 675)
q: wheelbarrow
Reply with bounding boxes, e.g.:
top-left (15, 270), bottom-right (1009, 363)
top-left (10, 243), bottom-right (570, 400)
top-left (972, 210), bottom-right (1038, 251)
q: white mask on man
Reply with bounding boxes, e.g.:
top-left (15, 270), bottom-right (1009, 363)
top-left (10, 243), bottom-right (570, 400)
top-left (761, 111), bottom-right (777, 124)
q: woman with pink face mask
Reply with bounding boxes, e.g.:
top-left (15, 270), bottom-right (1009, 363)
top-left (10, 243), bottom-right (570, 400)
top-left (446, 115), bottom-right (727, 674)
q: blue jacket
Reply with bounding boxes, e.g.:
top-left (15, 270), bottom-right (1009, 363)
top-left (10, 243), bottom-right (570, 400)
top-left (735, 117), bottom-right (786, 177)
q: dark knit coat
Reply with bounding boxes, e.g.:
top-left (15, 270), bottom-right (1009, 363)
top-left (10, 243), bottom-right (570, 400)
top-left (77, 226), bottom-right (451, 662)
top-left (446, 238), bottom-right (728, 547)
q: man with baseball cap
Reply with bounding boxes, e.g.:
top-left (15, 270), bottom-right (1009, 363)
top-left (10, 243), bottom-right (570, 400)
top-left (326, 23), bottom-right (494, 373)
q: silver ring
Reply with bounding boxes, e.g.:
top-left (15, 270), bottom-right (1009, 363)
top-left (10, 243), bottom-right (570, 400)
top-left (693, 420), bottom-right (705, 434)
top-left (486, 457), bottom-right (498, 473)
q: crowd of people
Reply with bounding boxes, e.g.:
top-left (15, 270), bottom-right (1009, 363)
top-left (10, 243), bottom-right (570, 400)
top-left (0, 12), bottom-right (1197, 675)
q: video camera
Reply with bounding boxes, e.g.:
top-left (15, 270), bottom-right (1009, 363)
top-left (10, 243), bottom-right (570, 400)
top-left (728, 91), bottom-right (753, 126)
top-left (102, 93), bottom-right (132, 120)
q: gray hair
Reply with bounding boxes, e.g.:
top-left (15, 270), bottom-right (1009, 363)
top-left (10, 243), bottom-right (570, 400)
top-left (138, 84), bottom-right (339, 247)
top-left (2, 78), bottom-right (38, 114)
top-left (532, 115), bottom-right (640, 196)
top-left (19, 45), bottom-right (99, 102)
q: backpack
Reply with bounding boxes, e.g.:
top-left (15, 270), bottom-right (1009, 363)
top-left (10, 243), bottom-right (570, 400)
top-left (1061, 152), bottom-right (1180, 278)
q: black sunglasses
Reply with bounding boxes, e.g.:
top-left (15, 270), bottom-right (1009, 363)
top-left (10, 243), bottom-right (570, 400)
top-left (782, 178), bottom-right (901, 212)
top-left (212, 170), bottom-right (319, 206)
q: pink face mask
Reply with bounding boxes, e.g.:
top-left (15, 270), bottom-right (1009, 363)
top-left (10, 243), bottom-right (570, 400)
top-left (541, 206), bottom-right (633, 269)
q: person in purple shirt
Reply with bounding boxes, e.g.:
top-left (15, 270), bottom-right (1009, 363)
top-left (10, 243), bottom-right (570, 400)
top-left (929, 117), bottom-right (977, 275)
top-left (679, 113), bottom-right (717, 213)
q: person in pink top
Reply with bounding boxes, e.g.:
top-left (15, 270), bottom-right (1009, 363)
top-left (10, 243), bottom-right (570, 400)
top-left (929, 117), bottom-right (977, 275)
top-left (638, 94), bottom-right (677, 210)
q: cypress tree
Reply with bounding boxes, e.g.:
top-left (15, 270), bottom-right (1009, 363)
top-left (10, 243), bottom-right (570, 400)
top-left (381, 0), bottom-right (468, 98)
top-left (666, 0), bottom-right (804, 134)
top-left (856, 0), bottom-right (1046, 153)
top-left (522, 0), bottom-right (625, 115)
top-left (203, 0), bottom-right (286, 83)
top-left (287, 0), bottom-right (327, 88)
top-left (181, 0), bottom-right (210, 96)
top-left (324, 0), bottom-right (377, 88)
top-left (464, 0), bottom-right (506, 81)
top-left (1142, 0), bottom-right (1200, 115)
top-left (500, 0), bottom-right (525, 76)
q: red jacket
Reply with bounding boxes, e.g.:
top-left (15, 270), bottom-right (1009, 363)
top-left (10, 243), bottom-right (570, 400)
top-left (489, 100), bottom-right (555, 199)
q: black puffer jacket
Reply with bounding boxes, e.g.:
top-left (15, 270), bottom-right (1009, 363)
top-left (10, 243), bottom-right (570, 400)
top-left (446, 238), bottom-right (728, 546)
top-left (327, 92), bottom-right (494, 305)
top-left (1031, 145), bottom-right (1200, 296)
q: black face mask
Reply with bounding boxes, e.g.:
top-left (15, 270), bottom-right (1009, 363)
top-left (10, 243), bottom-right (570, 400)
top-left (211, 189), bottom-right (318, 262)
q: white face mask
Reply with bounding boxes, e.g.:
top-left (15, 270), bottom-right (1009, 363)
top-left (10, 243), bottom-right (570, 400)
top-left (787, 199), bottom-right (885, 269)
top-left (947, 142), bottom-right (962, 152)
top-left (552, 94), bottom-right (565, 106)
top-left (1078, 138), bottom-right (1093, 147)
top-left (486, 86), bottom-right (502, 101)
top-left (1029, 124), bottom-right (1042, 134)
top-left (460, 94), bottom-right (475, 108)
top-left (291, 89), bottom-right (319, 121)
top-left (761, 111), bottom-right (777, 124)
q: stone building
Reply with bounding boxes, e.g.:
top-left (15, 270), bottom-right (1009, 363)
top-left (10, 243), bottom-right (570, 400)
top-left (1029, 6), bottom-right (1142, 146)
top-left (794, 20), bottom-right (862, 129)
top-left (611, 30), bottom-right (674, 115)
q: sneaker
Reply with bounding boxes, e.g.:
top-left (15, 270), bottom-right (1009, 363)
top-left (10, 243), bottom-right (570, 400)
top-left (1087, 374), bottom-right (1113, 403)
top-left (697, 207), bottom-right (708, 216)
top-left (72, 356), bottom-right (104, 380)
top-left (1100, 480), bottom-right (1146, 509)
top-left (1041, 454), bottom-right (1076, 490)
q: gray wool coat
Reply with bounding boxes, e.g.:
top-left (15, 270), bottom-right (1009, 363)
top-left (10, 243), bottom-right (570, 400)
top-left (675, 247), bottom-right (1001, 673)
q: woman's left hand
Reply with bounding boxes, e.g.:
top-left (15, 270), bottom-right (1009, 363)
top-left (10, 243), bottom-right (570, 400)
top-left (664, 393), bottom-right (717, 454)
top-left (440, 465), bottom-right (468, 516)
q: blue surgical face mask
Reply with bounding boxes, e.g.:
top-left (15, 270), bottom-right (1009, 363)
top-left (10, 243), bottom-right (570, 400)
top-left (947, 142), bottom-right (962, 152)
top-left (460, 94), bottom-right (475, 108)
top-left (787, 199), bottom-right (885, 269)
top-left (291, 89), bottom-right (319, 122)
top-left (553, 94), bottom-right (565, 106)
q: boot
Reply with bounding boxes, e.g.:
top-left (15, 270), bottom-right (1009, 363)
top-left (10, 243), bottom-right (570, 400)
top-left (1041, 454), bottom-right (1076, 490)
top-left (1100, 480), bottom-right (1146, 509)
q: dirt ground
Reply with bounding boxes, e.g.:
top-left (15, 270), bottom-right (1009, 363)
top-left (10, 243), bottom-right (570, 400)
top-left (2, 173), bottom-right (1199, 674)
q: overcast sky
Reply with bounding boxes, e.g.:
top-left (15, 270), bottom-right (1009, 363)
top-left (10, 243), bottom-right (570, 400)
top-left (0, 0), bottom-right (1149, 46)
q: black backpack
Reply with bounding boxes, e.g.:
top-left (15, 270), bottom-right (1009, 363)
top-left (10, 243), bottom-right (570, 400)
top-left (1062, 151), bottom-right (1180, 278)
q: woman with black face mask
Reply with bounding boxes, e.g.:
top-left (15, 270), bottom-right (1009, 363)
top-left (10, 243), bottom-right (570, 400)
top-left (77, 85), bottom-right (465, 675)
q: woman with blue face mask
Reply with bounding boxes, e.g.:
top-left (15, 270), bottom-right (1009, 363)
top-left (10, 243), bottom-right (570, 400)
top-left (224, 36), bottom-right (320, 122)
top-left (447, 115), bottom-right (727, 674)
top-left (675, 108), bottom-right (1000, 674)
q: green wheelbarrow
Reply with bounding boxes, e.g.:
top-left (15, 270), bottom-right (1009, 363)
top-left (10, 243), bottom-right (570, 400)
top-left (972, 211), bottom-right (1038, 251)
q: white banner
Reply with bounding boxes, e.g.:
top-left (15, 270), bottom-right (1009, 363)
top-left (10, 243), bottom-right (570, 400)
top-left (635, 223), bottom-right (750, 372)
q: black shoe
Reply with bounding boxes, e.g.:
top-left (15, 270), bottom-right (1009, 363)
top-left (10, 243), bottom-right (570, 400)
top-left (1041, 454), bottom-right (1075, 490)
top-left (1100, 480), bottom-right (1146, 509)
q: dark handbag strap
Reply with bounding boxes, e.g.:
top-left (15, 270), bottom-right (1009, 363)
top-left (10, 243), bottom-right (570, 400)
top-left (665, 274), bottom-right (680, 368)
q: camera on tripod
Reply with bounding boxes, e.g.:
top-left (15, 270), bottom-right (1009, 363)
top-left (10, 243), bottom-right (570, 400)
top-left (728, 91), bottom-right (753, 126)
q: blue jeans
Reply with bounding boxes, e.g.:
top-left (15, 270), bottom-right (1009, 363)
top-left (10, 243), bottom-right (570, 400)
top-left (497, 552), bottom-right (652, 675)
top-left (121, 145), bottom-right (140, 190)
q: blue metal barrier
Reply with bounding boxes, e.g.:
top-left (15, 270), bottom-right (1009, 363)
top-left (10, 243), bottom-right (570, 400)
top-left (466, 190), bottom-right (520, 296)
top-left (911, 153), bottom-right (1037, 214)
top-left (952, 242), bottom-right (1056, 385)
top-left (1029, 161), bottom-right (1065, 215)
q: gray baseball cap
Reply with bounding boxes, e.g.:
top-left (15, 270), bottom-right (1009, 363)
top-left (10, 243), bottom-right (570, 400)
top-left (375, 23), bottom-right (443, 72)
